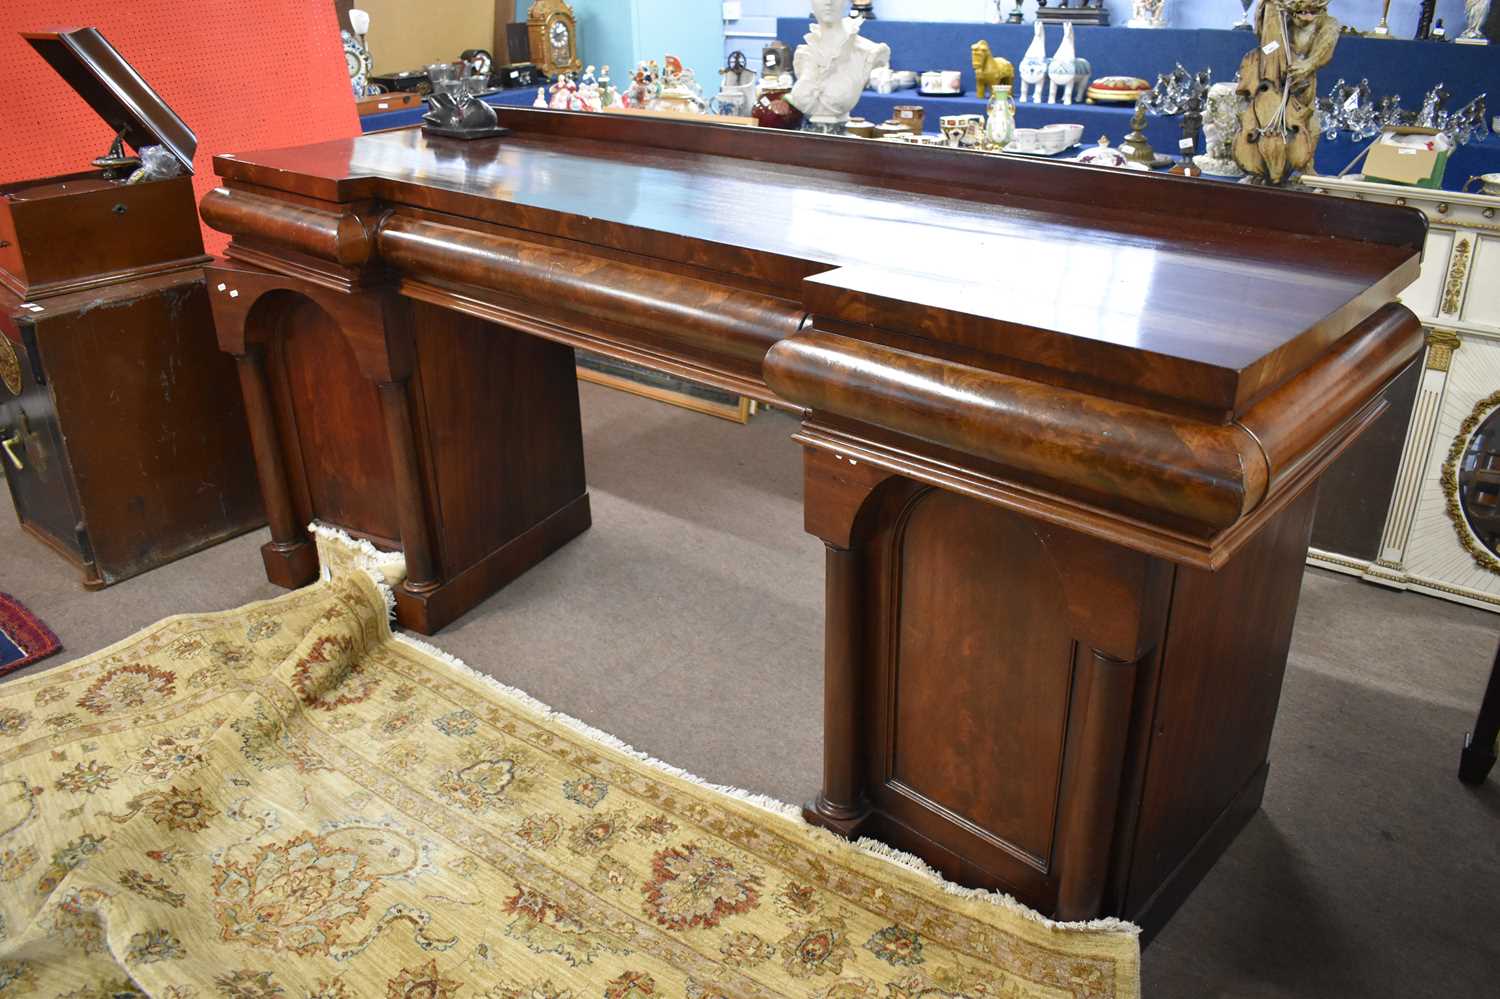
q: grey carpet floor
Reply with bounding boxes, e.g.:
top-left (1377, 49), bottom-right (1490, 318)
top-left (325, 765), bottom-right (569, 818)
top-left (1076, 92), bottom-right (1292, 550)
top-left (3, 381), bottom-right (1497, 997)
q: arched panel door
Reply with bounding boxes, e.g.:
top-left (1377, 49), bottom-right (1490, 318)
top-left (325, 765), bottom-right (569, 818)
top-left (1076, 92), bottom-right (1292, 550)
top-left (255, 291), bottom-right (400, 548)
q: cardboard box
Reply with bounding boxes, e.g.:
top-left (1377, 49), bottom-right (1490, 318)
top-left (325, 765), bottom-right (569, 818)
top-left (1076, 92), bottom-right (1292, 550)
top-left (1364, 126), bottom-right (1451, 189)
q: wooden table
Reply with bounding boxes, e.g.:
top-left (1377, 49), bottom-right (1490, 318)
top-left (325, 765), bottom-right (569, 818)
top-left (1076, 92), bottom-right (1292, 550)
top-left (198, 109), bottom-right (1425, 936)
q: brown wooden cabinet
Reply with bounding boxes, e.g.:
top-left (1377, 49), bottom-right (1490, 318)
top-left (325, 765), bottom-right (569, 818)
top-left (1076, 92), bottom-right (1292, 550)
top-left (0, 29), bottom-right (262, 586)
top-left (1, 275), bottom-right (262, 586)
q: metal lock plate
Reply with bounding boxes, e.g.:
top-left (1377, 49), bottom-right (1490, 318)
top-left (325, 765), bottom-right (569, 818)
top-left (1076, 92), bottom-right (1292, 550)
top-left (0, 334), bottom-right (20, 396)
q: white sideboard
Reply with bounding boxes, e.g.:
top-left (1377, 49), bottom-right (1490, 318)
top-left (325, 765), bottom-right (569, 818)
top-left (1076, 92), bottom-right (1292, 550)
top-left (1301, 175), bottom-right (1500, 612)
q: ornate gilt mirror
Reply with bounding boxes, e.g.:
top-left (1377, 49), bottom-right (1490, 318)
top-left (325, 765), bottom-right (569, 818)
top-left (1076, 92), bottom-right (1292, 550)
top-left (1443, 390), bottom-right (1500, 572)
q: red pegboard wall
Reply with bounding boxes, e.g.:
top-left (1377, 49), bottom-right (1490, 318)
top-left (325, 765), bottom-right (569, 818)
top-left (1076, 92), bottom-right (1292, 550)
top-left (1, 1), bottom-right (360, 253)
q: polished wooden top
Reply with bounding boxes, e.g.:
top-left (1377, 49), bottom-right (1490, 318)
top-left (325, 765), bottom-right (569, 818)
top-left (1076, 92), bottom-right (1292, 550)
top-left (212, 110), bottom-right (1424, 419)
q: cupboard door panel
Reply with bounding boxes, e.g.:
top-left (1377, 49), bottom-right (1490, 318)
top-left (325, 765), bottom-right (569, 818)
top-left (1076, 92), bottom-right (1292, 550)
top-left (885, 489), bottom-right (1074, 867)
top-left (273, 297), bottom-right (399, 546)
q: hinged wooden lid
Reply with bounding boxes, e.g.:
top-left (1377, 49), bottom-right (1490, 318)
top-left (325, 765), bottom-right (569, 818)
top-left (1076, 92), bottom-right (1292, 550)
top-left (22, 27), bottom-right (196, 175)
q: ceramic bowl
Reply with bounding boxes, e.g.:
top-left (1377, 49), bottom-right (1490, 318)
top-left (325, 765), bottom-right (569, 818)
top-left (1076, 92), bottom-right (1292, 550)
top-left (1075, 143), bottom-right (1129, 168)
top-left (1008, 127), bottom-right (1040, 153)
top-left (1053, 122), bottom-right (1085, 147)
top-left (1037, 124), bottom-right (1076, 154)
top-left (919, 70), bottom-right (962, 95)
top-left (939, 114), bottom-right (967, 146)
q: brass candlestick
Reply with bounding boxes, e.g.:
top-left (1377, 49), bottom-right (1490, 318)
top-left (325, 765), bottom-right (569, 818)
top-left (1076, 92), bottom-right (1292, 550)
top-left (1366, 0), bottom-right (1394, 36)
top-left (1117, 102), bottom-right (1158, 166)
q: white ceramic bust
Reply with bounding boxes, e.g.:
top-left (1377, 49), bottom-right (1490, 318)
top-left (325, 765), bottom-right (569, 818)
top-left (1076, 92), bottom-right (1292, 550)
top-left (789, 0), bottom-right (892, 122)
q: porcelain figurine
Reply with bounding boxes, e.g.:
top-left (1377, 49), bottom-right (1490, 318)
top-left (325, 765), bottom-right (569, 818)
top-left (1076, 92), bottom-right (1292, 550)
top-left (576, 77), bottom-right (605, 113)
top-left (971, 40), bottom-right (1014, 99)
top-left (1047, 23), bottom-right (1091, 105)
top-left (1194, 81), bottom-right (1245, 176)
top-left (1128, 0), bottom-right (1169, 28)
top-left (548, 74), bottom-right (578, 109)
top-left (653, 56), bottom-right (708, 114)
top-left (1017, 21), bottom-right (1050, 103)
top-left (598, 66), bottom-right (621, 108)
top-left (1458, 0), bottom-right (1491, 42)
top-left (533, 86), bottom-right (547, 108)
top-left (789, 0), bottom-right (893, 123)
top-left (623, 59), bottom-right (670, 109)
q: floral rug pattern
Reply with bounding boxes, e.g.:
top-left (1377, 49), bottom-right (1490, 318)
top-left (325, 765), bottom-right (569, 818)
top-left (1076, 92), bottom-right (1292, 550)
top-left (0, 560), bottom-right (1138, 998)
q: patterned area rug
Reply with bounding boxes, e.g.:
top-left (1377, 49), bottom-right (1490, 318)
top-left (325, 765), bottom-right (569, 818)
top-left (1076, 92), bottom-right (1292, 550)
top-left (0, 592), bottom-right (60, 678)
top-left (0, 542), bottom-right (1139, 998)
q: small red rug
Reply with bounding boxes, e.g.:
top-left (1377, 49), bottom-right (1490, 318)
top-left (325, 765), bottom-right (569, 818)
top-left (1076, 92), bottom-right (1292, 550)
top-left (0, 592), bottom-right (60, 677)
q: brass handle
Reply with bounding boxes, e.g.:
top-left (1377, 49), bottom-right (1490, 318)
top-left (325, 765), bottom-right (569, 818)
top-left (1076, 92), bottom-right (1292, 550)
top-left (1, 431), bottom-right (22, 471)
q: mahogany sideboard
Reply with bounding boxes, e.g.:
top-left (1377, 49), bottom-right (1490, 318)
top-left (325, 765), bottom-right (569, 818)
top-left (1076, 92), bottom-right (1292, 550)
top-left (198, 109), bottom-right (1426, 936)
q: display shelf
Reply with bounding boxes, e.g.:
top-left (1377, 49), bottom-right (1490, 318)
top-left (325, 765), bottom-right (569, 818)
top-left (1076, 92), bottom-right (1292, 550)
top-left (776, 20), bottom-right (1500, 106)
top-left (855, 89), bottom-right (1142, 139)
top-left (784, 18), bottom-right (1500, 190)
top-left (357, 77), bottom-right (1493, 192)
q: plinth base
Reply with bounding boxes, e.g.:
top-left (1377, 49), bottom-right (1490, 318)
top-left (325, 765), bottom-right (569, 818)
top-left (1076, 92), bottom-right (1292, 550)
top-left (394, 494), bottom-right (592, 634)
top-left (261, 539), bottom-right (320, 589)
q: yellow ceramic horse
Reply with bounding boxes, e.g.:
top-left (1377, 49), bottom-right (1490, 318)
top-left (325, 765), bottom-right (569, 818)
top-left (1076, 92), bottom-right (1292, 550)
top-left (971, 40), bottom-right (1014, 99)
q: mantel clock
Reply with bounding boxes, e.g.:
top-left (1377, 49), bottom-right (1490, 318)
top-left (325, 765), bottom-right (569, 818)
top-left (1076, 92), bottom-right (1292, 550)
top-left (527, 0), bottom-right (582, 79)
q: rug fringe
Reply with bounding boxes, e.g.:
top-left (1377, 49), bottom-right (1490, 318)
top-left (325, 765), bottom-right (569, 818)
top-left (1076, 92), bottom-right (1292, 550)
top-left (306, 522), bottom-right (406, 613)
top-left (382, 613), bottom-right (1138, 937)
